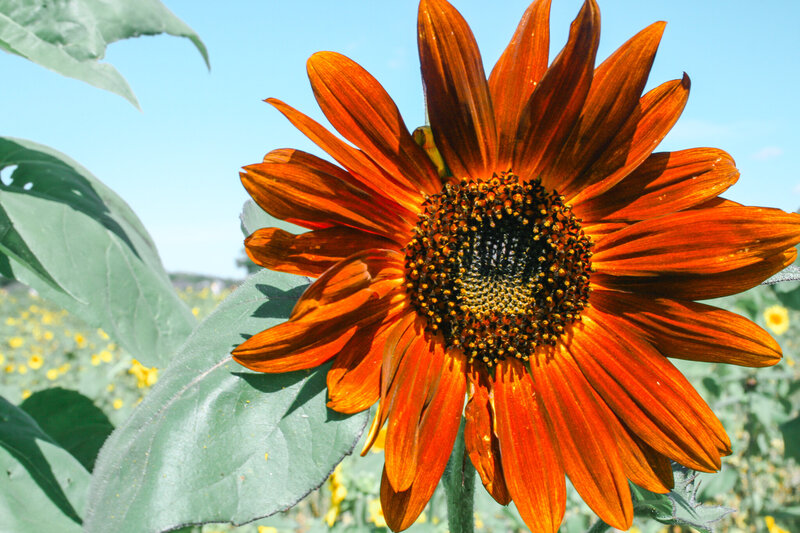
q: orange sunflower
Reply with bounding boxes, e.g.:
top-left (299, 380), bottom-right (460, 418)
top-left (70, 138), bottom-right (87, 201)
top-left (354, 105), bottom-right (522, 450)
top-left (233, 0), bottom-right (800, 531)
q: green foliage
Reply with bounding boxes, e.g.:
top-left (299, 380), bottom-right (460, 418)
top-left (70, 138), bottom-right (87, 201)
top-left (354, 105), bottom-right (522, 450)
top-left (0, 137), bottom-right (197, 367)
top-left (2, 0), bottom-right (799, 530)
top-left (631, 466), bottom-right (734, 533)
top-left (83, 268), bottom-right (369, 533)
top-left (240, 198), bottom-right (303, 237)
top-left (780, 414), bottom-right (800, 463)
top-left (0, 0), bottom-right (208, 107)
top-left (0, 395), bottom-right (89, 533)
top-left (20, 387), bottom-right (114, 471)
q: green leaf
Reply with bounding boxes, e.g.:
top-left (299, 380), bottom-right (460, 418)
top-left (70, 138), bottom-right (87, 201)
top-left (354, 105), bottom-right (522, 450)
top-left (0, 137), bottom-right (196, 367)
top-left (763, 265), bottom-right (800, 285)
top-left (0, 395), bottom-right (90, 532)
top-left (771, 281), bottom-right (800, 311)
top-left (0, 0), bottom-right (209, 107)
top-left (633, 465), bottom-right (734, 533)
top-left (780, 414), bottom-right (800, 463)
top-left (240, 198), bottom-right (304, 237)
top-left (20, 388), bottom-right (114, 472)
top-left (84, 268), bottom-right (369, 533)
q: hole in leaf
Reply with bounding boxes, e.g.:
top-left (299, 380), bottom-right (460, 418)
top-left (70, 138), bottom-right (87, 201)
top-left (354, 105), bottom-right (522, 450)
top-left (0, 165), bottom-right (18, 186)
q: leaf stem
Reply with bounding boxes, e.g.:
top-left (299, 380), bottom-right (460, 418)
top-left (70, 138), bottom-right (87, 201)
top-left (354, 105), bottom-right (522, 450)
top-left (442, 417), bottom-right (476, 533)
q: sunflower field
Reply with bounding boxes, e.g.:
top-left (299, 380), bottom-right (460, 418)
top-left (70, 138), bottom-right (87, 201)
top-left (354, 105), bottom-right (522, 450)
top-left (3, 1), bottom-right (800, 533)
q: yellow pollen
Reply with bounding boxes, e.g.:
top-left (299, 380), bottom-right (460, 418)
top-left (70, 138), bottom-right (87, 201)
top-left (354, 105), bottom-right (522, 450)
top-left (403, 172), bottom-right (593, 365)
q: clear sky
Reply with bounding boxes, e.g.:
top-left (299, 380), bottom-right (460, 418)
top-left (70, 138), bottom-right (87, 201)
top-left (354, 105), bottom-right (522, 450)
top-left (3, 0), bottom-right (799, 279)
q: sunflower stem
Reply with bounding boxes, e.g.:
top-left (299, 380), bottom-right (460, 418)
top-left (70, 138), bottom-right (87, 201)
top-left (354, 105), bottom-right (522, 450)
top-left (442, 417), bottom-right (475, 533)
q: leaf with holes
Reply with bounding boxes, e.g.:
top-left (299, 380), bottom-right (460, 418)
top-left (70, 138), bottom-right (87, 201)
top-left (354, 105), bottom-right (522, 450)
top-left (0, 137), bottom-right (196, 366)
top-left (0, 395), bottom-right (90, 533)
top-left (0, 0), bottom-right (208, 107)
top-left (84, 268), bottom-right (369, 533)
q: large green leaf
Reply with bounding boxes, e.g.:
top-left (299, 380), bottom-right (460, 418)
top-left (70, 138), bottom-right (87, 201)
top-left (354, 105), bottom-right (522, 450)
top-left (84, 268), bottom-right (369, 533)
top-left (240, 198), bottom-right (303, 237)
top-left (20, 387), bottom-right (114, 472)
top-left (0, 137), bottom-right (196, 366)
top-left (0, 395), bottom-right (90, 533)
top-left (0, 0), bottom-right (209, 107)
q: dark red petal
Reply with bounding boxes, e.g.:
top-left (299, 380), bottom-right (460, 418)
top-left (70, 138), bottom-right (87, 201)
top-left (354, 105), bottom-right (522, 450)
top-left (233, 250), bottom-right (405, 372)
top-left (567, 75), bottom-right (691, 204)
top-left (570, 307), bottom-right (730, 472)
top-left (464, 363), bottom-right (511, 504)
top-left (550, 21), bottom-right (665, 193)
top-left (233, 323), bottom-right (356, 373)
top-left (383, 318), bottom-right (443, 492)
top-left (307, 51), bottom-right (441, 196)
top-left (513, 0), bottom-right (600, 185)
top-left (493, 358), bottom-right (565, 533)
top-left (591, 290), bottom-right (781, 367)
top-left (533, 348), bottom-right (632, 530)
top-left (291, 249), bottom-right (404, 319)
top-left (242, 149), bottom-right (412, 241)
top-left (381, 348), bottom-right (466, 531)
top-left (327, 303), bottom-right (408, 414)
top-left (488, 0), bottom-right (551, 169)
top-left (245, 226), bottom-right (398, 277)
top-left (577, 148), bottom-right (738, 222)
top-left (418, 0), bottom-right (498, 178)
top-left (266, 98), bottom-right (424, 214)
top-left (592, 248), bottom-right (797, 300)
top-left (617, 425), bottom-right (675, 493)
top-left (593, 207), bottom-right (800, 276)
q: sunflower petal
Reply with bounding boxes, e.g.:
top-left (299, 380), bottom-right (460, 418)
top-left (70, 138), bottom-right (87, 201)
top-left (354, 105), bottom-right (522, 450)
top-left (577, 148), bottom-right (738, 222)
top-left (489, 0), bottom-right (551, 169)
top-left (493, 358), bottom-right (565, 533)
top-left (418, 0), bottom-right (497, 178)
top-left (569, 74), bottom-right (691, 205)
top-left (571, 308), bottom-right (730, 472)
top-left (242, 149), bottom-right (412, 240)
top-left (381, 348), bottom-right (466, 531)
top-left (291, 249), bottom-right (404, 319)
top-left (464, 364), bottom-right (511, 505)
top-left (383, 319), bottom-right (443, 492)
top-left (533, 349), bottom-right (632, 530)
top-left (551, 21), bottom-right (665, 194)
top-left (233, 322), bottom-right (357, 373)
top-left (307, 51), bottom-right (441, 195)
top-left (266, 98), bottom-right (424, 213)
top-left (591, 290), bottom-right (781, 367)
top-left (621, 428), bottom-right (675, 493)
top-left (233, 250), bottom-right (405, 371)
top-left (327, 303), bottom-right (408, 414)
top-left (513, 0), bottom-right (600, 185)
top-left (592, 206), bottom-right (800, 275)
top-left (245, 226), bottom-right (398, 277)
top-left (592, 248), bottom-right (797, 300)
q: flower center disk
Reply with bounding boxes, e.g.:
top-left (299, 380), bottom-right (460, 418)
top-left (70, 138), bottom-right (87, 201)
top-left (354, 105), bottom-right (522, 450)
top-left (403, 173), bottom-right (593, 366)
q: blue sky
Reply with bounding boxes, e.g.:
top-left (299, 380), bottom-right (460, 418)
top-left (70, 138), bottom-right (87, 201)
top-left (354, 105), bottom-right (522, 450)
top-left (3, 0), bottom-right (799, 279)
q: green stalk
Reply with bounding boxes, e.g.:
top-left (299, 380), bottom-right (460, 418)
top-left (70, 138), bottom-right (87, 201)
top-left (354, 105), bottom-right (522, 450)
top-left (442, 417), bottom-right (476, 533)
